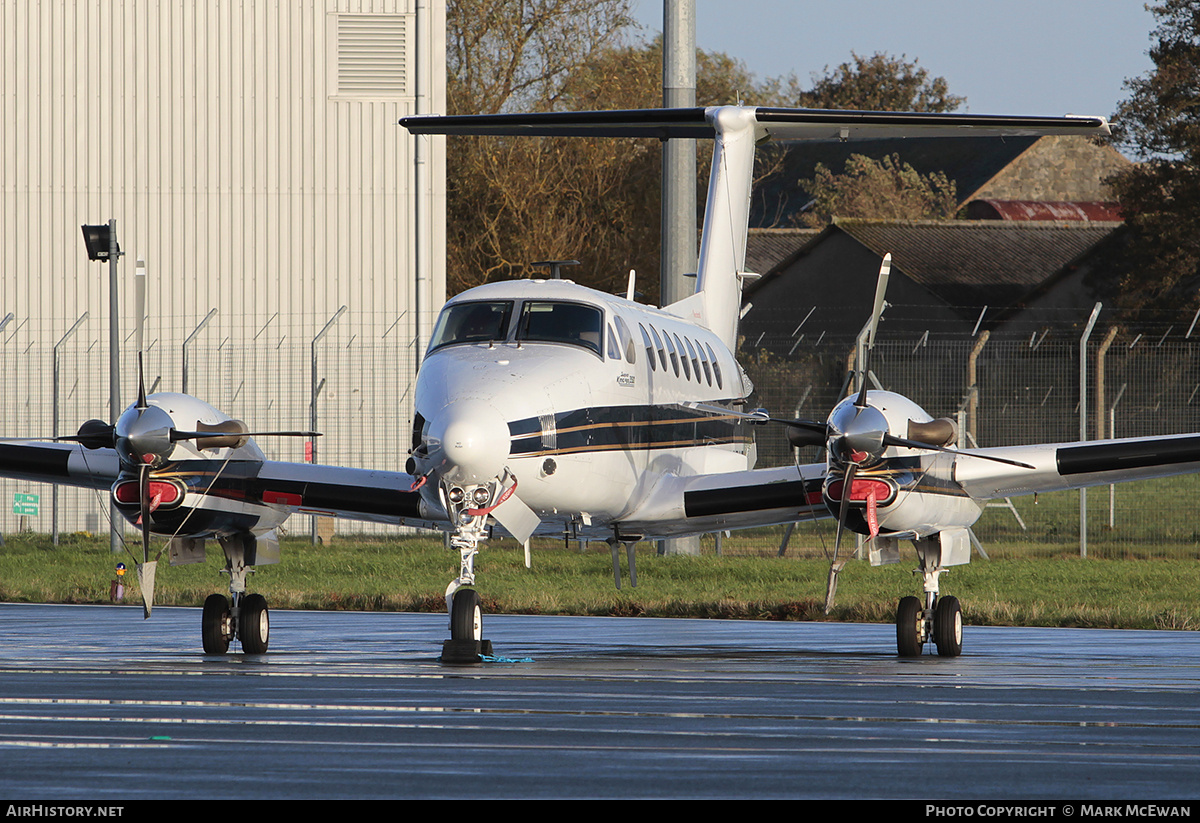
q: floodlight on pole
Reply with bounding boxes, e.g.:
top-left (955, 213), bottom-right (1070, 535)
top-left (81, 219), bottom-right (123, 553)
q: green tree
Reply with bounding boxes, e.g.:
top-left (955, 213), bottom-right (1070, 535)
top-left (753, 52), bottom-right (965, 227)
top-left (445, 5), bottom-right (792, 298)
top-left (1106, 0), bottom-right (1200, 318)
top-left (794, 52), bottom-right (964, 113)
top-left (796, 154), bottom-right (958, 228)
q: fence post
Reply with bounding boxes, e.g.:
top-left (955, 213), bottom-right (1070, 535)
top-left (311, 306), bottom-right (347, 544)
top-left (967, 330), bottom-right (990, 446)
top-left (1079, 303), bottom-right (1102, 558)
top-left (52, 313), bottom-right (89, 546)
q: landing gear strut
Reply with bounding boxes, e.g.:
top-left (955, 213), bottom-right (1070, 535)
top-left (200, 535), bottom-right (270, 655)
top-left (440, 479), bottom-right (502, 664)
top-left (895, 537), bottom-right (963, 658)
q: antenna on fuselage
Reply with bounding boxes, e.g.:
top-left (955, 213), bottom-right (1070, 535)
top-left (529, 260), bottom-right (580, 280)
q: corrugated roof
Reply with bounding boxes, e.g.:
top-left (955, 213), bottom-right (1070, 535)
top-left (964, 199), bottom-right (1123, 222)
top-left (834, 218), bottom-right (1121, 307)
top-left (745, 228), bottom-right (820, 274)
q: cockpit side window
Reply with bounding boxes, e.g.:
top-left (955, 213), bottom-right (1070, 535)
top-left (606, 324), bottom-right (621, 360)
top-left (517, 301), bottom-right (604, 356)
top-left (428, 301), bottom-right (513, 351)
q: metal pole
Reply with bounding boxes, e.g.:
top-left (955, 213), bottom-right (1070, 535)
top-left (1078, 303), bottom-right (1102, 558)
top-left (967, 330), bottom-right (990, 445)
top-left (1095, 326), bottom-right (1118, 440)
top-left (52, 313), bottom-right (89, 546)
top-left (108, 219), bottom-right (122, 555)
top-left (181, 309), bottom-right (218, 395)
top-left (659, 0), bottom-right (699, 557)
top-left (311, 306), bottom-right (347, 544)
top-left (1108, 382), bottom-right (1127, 529)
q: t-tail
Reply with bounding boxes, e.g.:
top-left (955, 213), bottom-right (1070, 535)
top-left (400, 105), bottom-right (1110, 351)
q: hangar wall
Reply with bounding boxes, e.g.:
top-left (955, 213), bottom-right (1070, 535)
top-left (0, 0), bottom-right (446, 535)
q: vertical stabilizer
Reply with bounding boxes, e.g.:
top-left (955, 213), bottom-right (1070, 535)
top-left (664, 107), bottom-right (758, 350)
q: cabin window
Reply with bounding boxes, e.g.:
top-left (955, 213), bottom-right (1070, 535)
top-left (614, 315), bottom-right (636, 364)
top-left (640, 325), bottom-right (656, 371)
top-left (684, 337), bottom-right (701, 382)
top-left (517, 301), bottom-right (603, 355)
top-left (649, 326), bottom-right (668, 371)
top-left (673, 334), bottom-right (691, 380)
top-left (428, 301), bottom-right (513, 351)
top-left (664, 333), bottom-right (680, 377)
top-left (697, 342), bottom-right (712, 386)
top-left (706, 342), bottom-right (723, 389)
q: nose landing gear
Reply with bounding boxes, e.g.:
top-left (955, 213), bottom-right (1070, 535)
top-left (440, 480), bottom-right (501, 664)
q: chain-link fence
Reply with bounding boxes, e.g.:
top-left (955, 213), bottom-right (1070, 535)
top-left (742, 306), bottom-right (1200, 560)
top-left (5, 306), bottom-right (1200, 560)
top-left (0, 311), bottom-right (420, 540)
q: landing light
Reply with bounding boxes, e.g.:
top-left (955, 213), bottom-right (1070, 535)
top-left (472, 487), bottom-right (490, 505)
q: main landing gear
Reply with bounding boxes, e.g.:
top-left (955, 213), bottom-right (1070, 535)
top-left (200, 534), bottom-right (271, 654)
top-left (895, 536), bottom-right (964, 658)
top-left (201, 591), bottom-right (270, 654)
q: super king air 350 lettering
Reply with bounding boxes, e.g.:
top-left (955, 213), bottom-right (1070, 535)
top-left (7, 105), bottom-right (1200, 661)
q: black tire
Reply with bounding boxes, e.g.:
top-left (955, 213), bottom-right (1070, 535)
top-left (896, 596), bottom-right (923, 658)
top-left (450, 589), bottom-right (483, 642)
top-left (934, 595), bottom-right (963, 657)
top-left (239, 593), bottom-right (270, 654)
top-left (202, 594), bottom-right (232, 655)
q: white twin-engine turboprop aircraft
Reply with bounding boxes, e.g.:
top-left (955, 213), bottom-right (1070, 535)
top-left (6, 105), bottom-right (1200, 661)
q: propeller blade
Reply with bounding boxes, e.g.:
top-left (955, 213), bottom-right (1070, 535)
top-left (135, 460), bottom-right (156, 619)
top-left (866, 253), bottom-right (891, 351)
top-left (137, 560), bottom-right (157, 620)
top-left (824, 559), bottom-right (846, 615)
top-left (880, 434), bottom-right (1035, 470)
top-left (135, 259), bottom-right (146, 357)
top-left (825, 463), bottom-right (856, 615)
top-left (855, 254), bottom-right (892, 409)
top-left (679, 402), bottom-right (826, 432)
top-left (138, 462), bottom-right (151, 565)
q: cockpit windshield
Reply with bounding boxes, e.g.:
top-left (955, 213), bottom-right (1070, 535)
top-left (428, 298), bottom-right (605, 356)
top-left (428, 301), bottom-right (513, 350)
top-left (517, 301), bottom-right (603, 355)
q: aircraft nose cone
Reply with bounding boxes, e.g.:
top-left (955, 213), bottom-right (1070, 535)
top-left (428, 403), bottom-right (511, 484)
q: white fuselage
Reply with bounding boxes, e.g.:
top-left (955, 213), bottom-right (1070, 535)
top-left (412, 279), bottom-right (754, 536)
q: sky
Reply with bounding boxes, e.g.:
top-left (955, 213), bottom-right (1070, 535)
top-left (628, 1), bottom-right (1157, 119)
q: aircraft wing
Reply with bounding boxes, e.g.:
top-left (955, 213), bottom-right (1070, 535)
top-left (0, 441), bottom-right (118, 491)
top-left (619, 462), bottom-right (831, 539)
top-left (253, 460), bottom-right (446, 531)
top-left (954, 433), bottom-right (1200, 500)
top-left (400, 106), bottom-right (1110, 141)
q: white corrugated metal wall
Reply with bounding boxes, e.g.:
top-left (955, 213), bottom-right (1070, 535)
top-left (0, 0), bottom-right (446, 535)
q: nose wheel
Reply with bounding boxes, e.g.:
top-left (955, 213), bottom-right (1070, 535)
top-left (450, 588), bottom-right (483, 641)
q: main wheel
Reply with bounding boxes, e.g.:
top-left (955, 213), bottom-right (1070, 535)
top-left (896, 596), bottom-right (923, 658)
top-left (202, 594), bottom-right (232, 654)
top-left (239, 593), bottom-right (270, 654)
top-left (450, 589), bottom-right (483, 642)
top-left (934, 595), bottom-right (963, 657)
